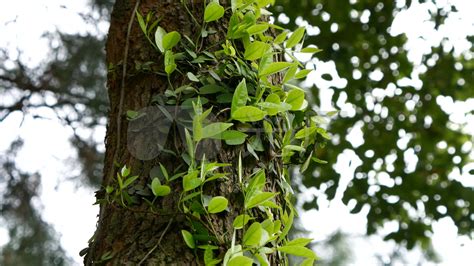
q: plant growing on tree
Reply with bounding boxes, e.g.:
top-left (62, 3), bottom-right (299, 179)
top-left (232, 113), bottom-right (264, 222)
top-left (89, 0), bottom-right (330, 265)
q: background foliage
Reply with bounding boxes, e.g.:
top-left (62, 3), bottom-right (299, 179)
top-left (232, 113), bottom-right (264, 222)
top-left (0, 0), bottom-right (472, 264)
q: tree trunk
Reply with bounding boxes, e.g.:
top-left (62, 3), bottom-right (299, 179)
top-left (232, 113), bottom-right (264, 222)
top-left (84, 0), bottom-right (283, 265)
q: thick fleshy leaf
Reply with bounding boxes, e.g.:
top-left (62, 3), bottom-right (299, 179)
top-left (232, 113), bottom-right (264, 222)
top-left (162, 31), bottom-right (181, 50)
top-left (181, 230), bottom-right (195, 249)
top-left (231, 79), bottom-right (247, 116)
top-left (285, 88), bottom-right (305, 110)
top-left (232, 106), bottom-right (266, 122)
top-left (243, 222), bottom-right (262, 246)
top-left (244, 41), bottom-right (270, 60)
top-left (286, 27), bottom-right (305, 49)
top-left (208, 196), bottom-right (228, 213)
top-left (154, 26), bottom-right (167, 53)
top-left (233, 214), bottom-right (253, 229)
top-left (228, 256), bottom-right (253, 266)
top-left (259, 62), bottom-right (293, 77)
top-left (204, 2), bottom-right (225, 22)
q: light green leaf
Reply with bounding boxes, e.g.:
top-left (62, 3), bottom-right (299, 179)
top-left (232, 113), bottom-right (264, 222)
top-left (300, 47), bottom-right (322, 54)
top-left (163, 31), bottom-right (181, 50)
top-left (300, 258), bottom-right (316, 266)
top-left (317, 127), bottom-right (331, 140)
top-left (283, 145), bottom-right (305, 152)
top-left (244, 41), bottom-right (270, 60)
top-left (200, 122), bottom-right (234, 140)
top-left (208, 196), bottom-right (228, 214)
top-left (286, 27), bottom-right (305, 49)
top-left (233, 214), bottom-right (252, 229)
top-left (246, 192), bottom-right (278, 209)
top-left (259, 62), bottom-right (293, 77)
top-left (312, 157), bottom-right (328, 164)
top-left (277, 246), bottom-right (316, 259)
top-left (283, 64), bottom-right (298, 83)
top-left (187, 72), bottom-right (200, 82)
top-left (228, 255), bottom-right (253, 266)
top-left (204, 2), bottom-right (225, 22)
top-left (221, 130), bottom-right (248, 145)
top-left (300, 151), bottom-right (313, 174)
top-left (123, 175), bottom-right (138, 189)
top-left (245, 170), bottom-right (266, 200)
top-left (231, 79), bottom-right (247, 116)
top-left (247, 24), bottom-right (269, 35)
top-left (274, 30), bottom-right (288, 44)
top-left (183, 171), bottom-right (201, 191)
top-left (295, 69), bottom-right (312, 79)
top-left (155, 26), bottom-right (167, 53)
top-left (164, 50), bottom-right (176, 75)
top-left (243, 222), bottom-right (262, 247)
top-left (181, 230), bottom-right (195, 249)
top-left (295, 126), bottom-right (316, 139)
top-left (136, 11), bottom-right (146, 34)
top-left (232, 106), bottom-right (266, 122)
top-left (152, 184), bottom-right (171, 197)
top-left (121, 165), bottom-right (130, 177)
top-left (286, 238), bottom-right (313, 247)
top-left (285, 88), bottom-right (305, 110)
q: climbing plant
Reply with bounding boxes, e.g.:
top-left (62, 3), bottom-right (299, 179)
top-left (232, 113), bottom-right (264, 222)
top-left (100, 0), bottom-right (329, 264)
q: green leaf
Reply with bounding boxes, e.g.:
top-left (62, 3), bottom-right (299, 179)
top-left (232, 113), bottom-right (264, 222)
top-left (274, 30), bottom-right (288, 44)
top-left (285, 88), bottom-right (305, 110)
top-left (136, 11), bottom-right (146, 34)
top-left (187, 72), bottom-right (200, 82)
top-left (163, 31), bottom-right (181, 50)
top-left (152, 184), bottom-right (171, 197)
top-left (243, 222), bottom-right (262, 247)
top-left (204, 2), bottom-right (225, 22)
top-left (231, 79), bottom-right (248, 116)
top-left (286, 27), bottom-right (305, 49)
top-left (295, 126), bottom-right (316, 139)
top-left (283, 64), bottom-right (298, 83)
top-left (155, 26), bottom-right (167, 53)
top-left (300, 47), bottom-right (322, 54)
top-left (259, 62), bottom-right (293, 77)
top-left (200, 122), bottom-right (234, 140)
top-left (246, 192), bottom-right (278, 209)
top-left (295, 69), bottom-right (312, 79)
top-left (164, 50), bottom-right (176, 75)
top-left (277, 246), bottom-right (316, 259)
top-left (283, 145), bottom-right (305, 152)
top-left (232, 106), bottom-right (266, 122)
top-left (228, 256), bottom-right (253, 266)
top-left (121, 165), bottom-right (130, 177)
top-left (181, 230), bottom-right (196, 249)
top-left (286, 238), bottom-right (313, 247)
top-left (208, 196), bottom-right (228, 214)
top-left (217, 130), bottom-right (247, 145)
top-left (244, 41), bottom-right (270, 60)
top-left (246, 170), bottom-right (266, 200)
top-left (300, 258), bottom-right (316, 266)
top-left (183, 171), bottom-right (201, 191)
top-left (233, 214), bottom-right (252, 229)
top-left (312, 157), bottom-right (328, 164)
top-left (123, 175), bottom-right (139, 189)
top-left (247, 24), bottom-right (269, 35)
top-left (200, 84), bottom-right (224, 94)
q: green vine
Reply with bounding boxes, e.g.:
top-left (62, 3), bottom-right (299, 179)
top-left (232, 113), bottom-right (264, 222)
top-left (105, 0), bottom-right (331, 265)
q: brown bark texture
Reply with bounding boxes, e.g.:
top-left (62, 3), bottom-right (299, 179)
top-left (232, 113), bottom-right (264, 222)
top-left (84, 0), bottom-right (283, 265)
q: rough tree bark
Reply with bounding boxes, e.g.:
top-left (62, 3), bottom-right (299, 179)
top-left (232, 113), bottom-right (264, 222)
top-left (84, 0), bottom-right (283, 265)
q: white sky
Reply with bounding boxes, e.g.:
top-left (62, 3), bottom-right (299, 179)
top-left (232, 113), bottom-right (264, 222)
top-left (0, 0), bottom-right (473, 265)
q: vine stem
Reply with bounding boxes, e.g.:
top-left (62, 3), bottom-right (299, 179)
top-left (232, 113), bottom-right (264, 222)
top-left (107, 0), bottom-right (141, 185)
top-left (137, 218), bottom-right (174, 265)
